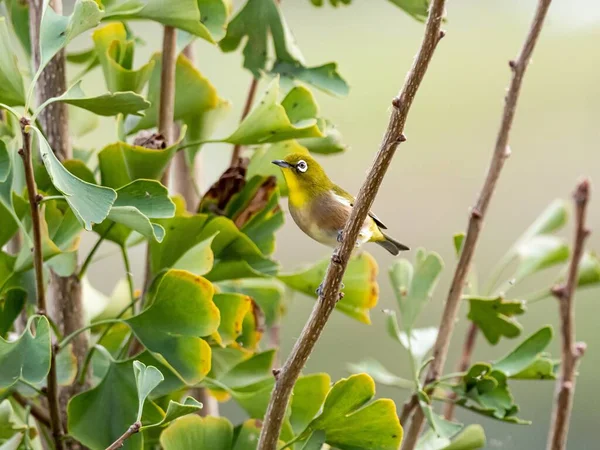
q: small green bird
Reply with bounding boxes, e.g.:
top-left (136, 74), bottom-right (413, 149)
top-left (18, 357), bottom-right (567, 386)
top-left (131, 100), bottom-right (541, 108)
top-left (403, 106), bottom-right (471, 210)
top-left (272, 153), bottom-right (409, 255)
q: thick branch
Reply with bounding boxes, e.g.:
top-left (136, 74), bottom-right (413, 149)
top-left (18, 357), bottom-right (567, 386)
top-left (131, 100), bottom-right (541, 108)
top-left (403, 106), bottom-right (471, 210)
top-left (402, 1), bottom-right (553, 447)
top-left (546, 179), bottom-right (590, 450)
top-left (19, 119), bottom-right (64, 450)
top-left (230, 77), bottom-right (259, 166)
top-left (105, 422), bottom-right (141, 450)
top-left (257, 1), bottom-right (447, 448)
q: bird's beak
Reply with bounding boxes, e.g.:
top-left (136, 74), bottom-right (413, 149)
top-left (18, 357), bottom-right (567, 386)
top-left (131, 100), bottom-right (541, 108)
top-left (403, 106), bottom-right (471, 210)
top-left (271, 160), bottom-right (293, 169)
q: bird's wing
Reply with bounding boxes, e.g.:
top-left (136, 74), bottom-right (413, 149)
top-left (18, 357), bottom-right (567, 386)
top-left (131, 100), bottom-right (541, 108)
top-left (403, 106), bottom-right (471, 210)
top-left (330, 185), bottom-right (388, 230)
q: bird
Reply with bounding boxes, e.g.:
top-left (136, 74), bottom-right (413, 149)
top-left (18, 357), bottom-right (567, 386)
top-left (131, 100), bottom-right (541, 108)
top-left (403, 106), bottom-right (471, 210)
top-left (272, 153), bottom-right (409, 255)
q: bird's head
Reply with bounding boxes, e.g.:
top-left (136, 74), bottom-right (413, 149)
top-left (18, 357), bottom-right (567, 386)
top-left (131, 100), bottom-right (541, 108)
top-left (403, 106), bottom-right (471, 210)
top-left (271, 153), bottom-right (332, 196)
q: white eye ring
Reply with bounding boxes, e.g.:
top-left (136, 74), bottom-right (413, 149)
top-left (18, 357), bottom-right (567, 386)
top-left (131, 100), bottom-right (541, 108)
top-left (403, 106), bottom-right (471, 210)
top-left (296, 160), bottom-right (308, 173)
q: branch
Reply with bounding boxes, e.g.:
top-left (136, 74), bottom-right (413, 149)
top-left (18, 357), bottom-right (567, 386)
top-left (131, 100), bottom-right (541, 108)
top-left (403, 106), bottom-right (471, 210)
top-left (158, 25), bottom-right (177, 156)
top-left (443, 322), bottom-right (478, 419)
top-left (546, 179), bottom-right (590, 450)
top-left (105, 422), bottom-right (141, 450)
top-left (18, 118), bottom-right (64, 450)
top-left (402, 1), bottom-right (553, 447)
top-left (257, 1), bottom-right (447, 447)
top-left (230, 77), bottom-right (259, 166)
top-left (12, 391), bottom-right (51, 429)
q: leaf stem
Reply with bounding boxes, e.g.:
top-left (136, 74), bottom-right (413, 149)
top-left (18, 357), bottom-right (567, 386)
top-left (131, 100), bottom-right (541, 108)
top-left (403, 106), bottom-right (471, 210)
top-left (257, 0), bottom-right (447, 446)
top-left (38, 195), bottom-right (66, 205)
top-left (18, 117), bottom-right (65, 450)
top-left (546, 179), bottom-right (590, 450)
top-left (403, 1), bottom-right (554, 446)
top-left (78, 223), bottom-right (115, 280)
top-left (58, 319), bottom-right (121, 352)
top-left (19, 378), bottom-right (47, 397)
top-left (230, 77), bottom-right (259, 166)
top-left (12, 391), bottom-right (51, 428)
top-left (105, 421), bottom-right (141, 450)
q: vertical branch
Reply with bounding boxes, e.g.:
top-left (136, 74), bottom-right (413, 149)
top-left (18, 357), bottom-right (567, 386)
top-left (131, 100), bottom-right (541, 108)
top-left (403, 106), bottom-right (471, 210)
top-left (158, 25), bottom-right (177, 179)
top-left (230, 78), bottom-right (258, 166)
top-left (29, 0), bottom-right (90, 431)
top-left (257, 0), bottom-right (447, 447)
top-left (28, 0), bottom-right (70, 159)
top-left (402, 1), bottom-right (553, 447)
top-left (18, 118), bottom-right (64, 450)
top-left (546, 179), bottom-right (590, 450)
top-left (171, 43), bottom-right (201, 207)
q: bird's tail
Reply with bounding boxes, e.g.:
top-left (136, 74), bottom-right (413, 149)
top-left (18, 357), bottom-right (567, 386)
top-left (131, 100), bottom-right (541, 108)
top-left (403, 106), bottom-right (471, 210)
top-left (375, 233), bottom-right (410, 256)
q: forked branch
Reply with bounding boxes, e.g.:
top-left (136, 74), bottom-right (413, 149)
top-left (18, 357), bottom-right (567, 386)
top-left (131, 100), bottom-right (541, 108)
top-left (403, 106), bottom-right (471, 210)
top-left (402, 0), bottom-right (553, 447)
top-left (257, 0), bottom-right (448, 448)
top-left (546, 179), bottom-right (590, 450)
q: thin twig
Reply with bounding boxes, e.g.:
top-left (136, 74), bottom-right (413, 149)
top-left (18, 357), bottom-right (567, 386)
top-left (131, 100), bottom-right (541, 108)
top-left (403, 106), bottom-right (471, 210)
top-left (443, 322), bottom-right (478, 419)
top-left (257, 1), bottom-right (447, 447)
top-left (230, 77), bottom-right (259, 166)
top-left (18, 121), bottom-right (65, 450)
top-left (78, 223), bottom-right (115, 279)
top-left (12, 391), bottom-right (52, 428)
top-left (546, 179), bottom-right (590, 450)
top-left (402, 1), bottom-right (553, 447)
top-left (105, 422), bottom-right (141, 450)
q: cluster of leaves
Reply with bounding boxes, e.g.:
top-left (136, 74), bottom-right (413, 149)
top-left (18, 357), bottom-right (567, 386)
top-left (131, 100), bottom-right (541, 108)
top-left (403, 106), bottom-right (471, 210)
top-left (350, 201), bottom-right (600, 449)
top-left (0, 0), bottom-right (435, 449)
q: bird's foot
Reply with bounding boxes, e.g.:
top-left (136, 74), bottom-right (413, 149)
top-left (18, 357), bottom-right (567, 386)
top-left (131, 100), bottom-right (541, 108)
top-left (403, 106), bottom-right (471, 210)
top-left (337, 230), bottom-right (344, 243)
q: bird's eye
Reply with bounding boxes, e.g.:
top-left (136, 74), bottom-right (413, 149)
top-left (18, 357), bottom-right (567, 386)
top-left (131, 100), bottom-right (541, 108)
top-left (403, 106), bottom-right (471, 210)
top-left (296, 160), bottom-right (308, 173)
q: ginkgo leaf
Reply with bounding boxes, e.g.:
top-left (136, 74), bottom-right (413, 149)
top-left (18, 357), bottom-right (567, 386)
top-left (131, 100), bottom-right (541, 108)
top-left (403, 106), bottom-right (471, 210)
top-left (466, 295), bottom-right (525, 345)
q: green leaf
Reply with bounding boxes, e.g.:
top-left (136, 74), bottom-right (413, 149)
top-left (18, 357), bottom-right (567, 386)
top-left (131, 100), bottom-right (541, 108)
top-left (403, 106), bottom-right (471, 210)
top-left (0, 432), bottom-right (24, 450)
top-left (125, 270), bottom-right (219, 384)
top-left (347, 359), bottom-right (414, 390)
top-left (442, 425), bottom-right (486, 450)
top-left (220, 0), bottom-right (348, 95)
top-left (221, 80), bottom-right (322, 145)
top-left (451, 365), bottom-right (529, 424)
top-left (93, 22), bottom-right (155, 93)
top-left (31, 127), bottom-right (116, 230)
top-left (161, 415), bottom-right (233, 450)
top-left (38, 0), bottom-right (104, 70)
top-left (453, 233), bottom-right (464, 255)
top-left (169, 235), bottom-right (215, 276)
top-left (576, 252), bottom-right (600, 287)
top-left (0, 289), bottom-right (26, 337)
top-left (102, 0), bottom-right (228, 43)
top-left (272, 61), bottom-right (349, 97)
top-left (142, 396), bottom-right (202, 431)
top-left (34, 81), bottom-right (150, 118)
top-left (418, 391), bottom-right (462, 440)
top-left (466, 295), bottom-right (525, 345)
top-left (97, 133), bottom-right (184, 189)
top-left (126, 53), bottom-right (220, 134)
top-left (297, 118), bottom-right (347, 154)
top-left (217, 278), bottom-right (285, 327)
top-left (234, 420), bottom-right (278, 450)
top-left (0, 18), bottom-right (25, 107)
top-left (212, 293), bottom-right (252, 346)
top-left (398, 327), bottom-right (438, 362)
top-left (6, 0), bottom-right (31, 56)
top-left (493, 326), bottom-right (554, 377)
top-left (389, 249), bottom-right (444, 330)
top-left (304, 373), bottom-right (403, 450)
top-left (290, 373), bottom-right (331, 435)
top-left (509, 355), bottom-right (558, 380)
top-left (387, 0), bottom-right (431, 22)
top-left (0, 316), bottom-right (51, 389)
top-left (94, 179), bottom-right (175, 244)
top-left (0, 140), bottom-right (9, 184)
top-left (300, 430), bottom-right (327, 450)
top-left (247, 140), bottom-right (310, 196)
top-left (279, 252), bottom-right (379, 324)
top-left (513, 235), bottom-right (569, 282)
top-left (133, 361), bottom-right (164, 421)
top-left (69, 357), bottom-right (162, 450)
top-left (210, 350), bottom-right (275, 390)
top-left (150, 213), bottom-right (278, 282)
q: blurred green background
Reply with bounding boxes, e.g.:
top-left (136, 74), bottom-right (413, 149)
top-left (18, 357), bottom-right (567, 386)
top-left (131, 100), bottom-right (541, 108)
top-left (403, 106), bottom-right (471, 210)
top-left (75, 0), bottom-right (600, 448)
